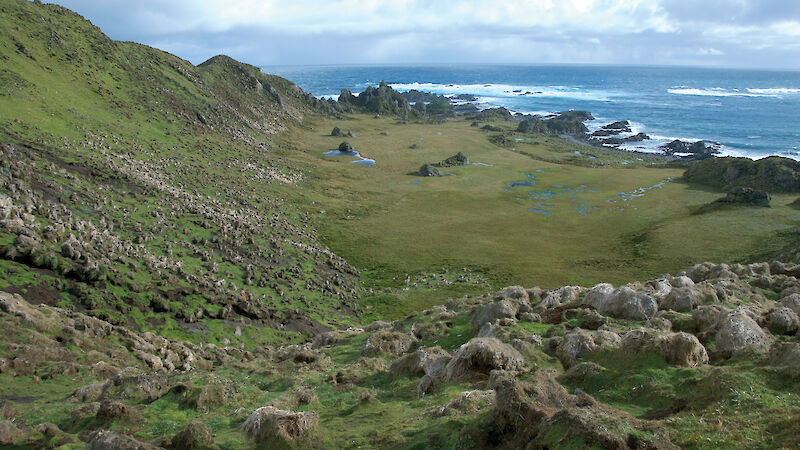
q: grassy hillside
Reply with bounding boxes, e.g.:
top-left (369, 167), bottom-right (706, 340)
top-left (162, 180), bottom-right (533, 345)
top-left (1, 1), bottom-right (800, 449)
top-left (0, 0), bottom-right (365, 346)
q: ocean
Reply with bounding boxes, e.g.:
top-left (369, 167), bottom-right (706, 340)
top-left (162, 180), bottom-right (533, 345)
top-left (266, 64), bottom-right (800, 160)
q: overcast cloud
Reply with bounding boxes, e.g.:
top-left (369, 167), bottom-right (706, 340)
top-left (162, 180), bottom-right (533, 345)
top-left (46, 0), bottom-right (800, 69)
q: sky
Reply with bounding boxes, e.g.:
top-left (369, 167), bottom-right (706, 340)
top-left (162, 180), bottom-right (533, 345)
top-left (46, 0), bottom-right (800, 70)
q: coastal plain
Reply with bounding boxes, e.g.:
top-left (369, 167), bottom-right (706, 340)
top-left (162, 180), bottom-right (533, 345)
top-left (280, 116), bottom-right (800, 318)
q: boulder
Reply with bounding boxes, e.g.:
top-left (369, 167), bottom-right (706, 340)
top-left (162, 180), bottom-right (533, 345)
top-left (492, 370), bottom-right (674, 449)
top-left (172, 420), bottom-right (216, 450)
top-left (780, 293), bottom-right (800, 315)
top-left (621, 329), bottom-right (708, 367)
top-left (96, 400), bottom-right (139, 422)
top-left (389, 346), bottom-right (450, 378)
top-left (312, 328), bottom-right (362, 348)
top-left (361, 331), bottom-right (417, 357)
top-left (494, 285), bottom-right (530, 303)
top-left (692, 305), bottom-right (730, 333)
top-left (582, 285), bottom-right (657, 320)
top-left (766, 307), bottom-right (800, 335)
top-left (242, 406), bottom-right (317, 443)
top-left (715, 308), bottom-right (771, 358)
top-left (602, 120), bottom-right (631, 132)
top-left (418, 164), bottom-right (441, 177)
top-left (433, 390), bottom-right (494, 417)
top-left (363, 321), bottom-right (392, 332)
top-left (470, 300), bottom-right (518, 332)
top-left (557, 361), bottom-right (606, 384)
top-left (330, 127), bottom-right (345, 137)
top-left (437, 152), bottom-right (469, 167)
top-left (539, 286), bottom-right (584, 309)
top-left (554, 329), bottom-right (620, 369)
top-left (686, 263), bottom-right (739, 283)
top-left (444, 338), bottom-right (525, 382)
top-left (337, 141), bottom-right (354, 152)
top-left (0, 420), bottom-right (23, 446)
top-left (100, 367), bottom-right (170, 403)
top-left (85, 429), bottom-right (162, 450)
top-left (661, 286), bottom-right (702, 312)
top-left (769, 342), bottom-right (800, 369)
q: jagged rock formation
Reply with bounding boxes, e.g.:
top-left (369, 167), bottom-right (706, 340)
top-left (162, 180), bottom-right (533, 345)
top-left (338, 81), bottom-right (412, 118)
top-left (517, 111), bottom-right (591, 136)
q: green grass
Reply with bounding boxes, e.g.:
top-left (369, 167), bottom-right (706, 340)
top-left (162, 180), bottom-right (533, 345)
top-left (282, 115), bottom-right (800, 294)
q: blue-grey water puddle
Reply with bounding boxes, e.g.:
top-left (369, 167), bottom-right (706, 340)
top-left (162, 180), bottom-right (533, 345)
top-left (472, 162), bottom-right (493, 167)
top-left (529, 208), bottom-right (552, 216)
top-left (505, 173), bottom-right (537, 190)
top-left (324, 149), bottom-right (376, 166)
top-left (505, 171), bottom-right (672, 218)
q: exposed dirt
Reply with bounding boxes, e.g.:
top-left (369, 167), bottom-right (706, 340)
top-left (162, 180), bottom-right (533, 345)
top-left (3, 282), bottom-right (63, 306)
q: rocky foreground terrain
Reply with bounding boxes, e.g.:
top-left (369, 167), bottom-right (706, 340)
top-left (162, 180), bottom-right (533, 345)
top-left (2, 259), bottom-right (800, 447)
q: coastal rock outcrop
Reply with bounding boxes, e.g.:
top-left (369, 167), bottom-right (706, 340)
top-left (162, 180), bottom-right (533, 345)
top-left (418, 164), bottom-right (442, 177)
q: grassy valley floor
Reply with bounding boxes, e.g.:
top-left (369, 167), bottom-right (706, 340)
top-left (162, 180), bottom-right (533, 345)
top-left (279, 114), bottom-right (800, 319)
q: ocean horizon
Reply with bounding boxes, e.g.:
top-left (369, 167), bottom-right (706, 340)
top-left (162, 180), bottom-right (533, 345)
top-left (266, 64), bottom-right (800, 160)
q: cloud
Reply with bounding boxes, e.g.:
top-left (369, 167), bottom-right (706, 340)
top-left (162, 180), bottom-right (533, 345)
top-left (45, 0), bottom-right (800, 69)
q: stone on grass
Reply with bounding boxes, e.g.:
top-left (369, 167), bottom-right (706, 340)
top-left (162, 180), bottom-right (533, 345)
top-left (444, 338), bottom-right (525, 382)
top-left (242, 406), bottom-right (317, 443)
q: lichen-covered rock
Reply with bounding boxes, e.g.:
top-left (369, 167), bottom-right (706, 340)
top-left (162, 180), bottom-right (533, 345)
top-left (418, 164), bottom-right (441, 177)
top-left (242, 406), bottom-right (317, 443)
top-left (444, 338), bottom-right (525, 382)
top-left (692, 305), bottom-right (730, 333)
top-left (470, 300), bottom-right (518, 332)
top-left (769, 342), bottom-right (800, 371)
top-left (85, 429), bottom-right (162, 450)
top-left (686, 262), bottom-right (739, 282)
top-left (620, 329), bottom-right (709, 367)
top-left (780, 293), bottom-right (800, 316)
top-left (661, 286), bottom-right (701, 312)
top-left (172, 420), bottom-right (216, 450)
top-left (363, 320), bottom-right (392, 332)
top-left (361, 331), bottom-right (417, 357)
top-left (96, 400), bottom-right (139, 422)
top-left (492, 370), bottom-right (675, 449)
top-left (582, 284), bottom-right (657, 320)
top-left (766, 307), bottom-right (800, 335)
top-left (100, 367), bottom-right (170, 403)
top-left (715, 308), bottom-right (771, 358)
top-left (554, 329), bottom-right (620, 369)
top-left (539, 286), bottom-right (584, 309)
top-left (433, 390), bottom-right (494, 417)
top-left (557, 361), bottom-right (606, 384)
top-left (0, 420), bottom-right (23, 446)
top-left (312, 328), bottom-right (363, 348)
top-left (390, 346), bottom-right (450, 378)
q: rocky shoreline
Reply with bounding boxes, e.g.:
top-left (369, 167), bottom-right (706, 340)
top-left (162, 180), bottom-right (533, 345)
top-left (391, 88), bottom-right (725, 161)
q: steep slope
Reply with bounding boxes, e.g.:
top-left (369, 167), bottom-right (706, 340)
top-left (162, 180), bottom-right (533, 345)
top-left (0, 0), bottom-right (360, 345)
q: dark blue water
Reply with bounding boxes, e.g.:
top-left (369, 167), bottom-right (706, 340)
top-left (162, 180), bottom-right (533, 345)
top-left (266, 65), bottom-right (800, 159)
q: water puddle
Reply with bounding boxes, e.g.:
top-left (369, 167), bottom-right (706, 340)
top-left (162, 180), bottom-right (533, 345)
top-left (505, 173), bottom-right (537, 189)
top-left (504, 171), bottom-right (672, 218)
top-left (472, 162), bottom-right (493, 167)
top-left (324, 149), bottom-right (376, 166)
